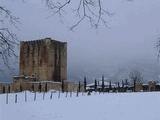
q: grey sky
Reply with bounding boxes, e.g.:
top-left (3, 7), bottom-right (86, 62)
top-left (1, 0), bottom-right (160, 82)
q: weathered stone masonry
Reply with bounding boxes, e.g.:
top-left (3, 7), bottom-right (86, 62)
top-left (19, 38), bottom-right (67, 82)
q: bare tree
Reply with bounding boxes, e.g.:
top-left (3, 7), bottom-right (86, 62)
top-left (129, 70), bottom-right (143, 84)
top-left (156, 37), bottom-right (160, 59)
top-left (0, 5), bottom-right (19, 70)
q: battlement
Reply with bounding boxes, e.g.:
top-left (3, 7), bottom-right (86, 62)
top-left (20, 38), bottom-right (67, 45)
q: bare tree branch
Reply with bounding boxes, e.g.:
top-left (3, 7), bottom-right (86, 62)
top-left (0, 6), bottom-right (19, 70)
top-left (45, 0), bottom-right (71, 16)
top-left (0, 6), bottom-right (19, 25)
top-left (129, 70), bottom-right (143, 84)
top-left (156, 37), bottom-right (160, 60)
top-left (45, 0), bottom-right (113, 30)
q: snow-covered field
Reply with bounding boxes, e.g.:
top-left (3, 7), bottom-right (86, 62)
top-left (0, 91), bottom-right (160, 120)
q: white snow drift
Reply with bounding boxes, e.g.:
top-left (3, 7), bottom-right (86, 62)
top-left (0, 91), bottom-right (160, 120)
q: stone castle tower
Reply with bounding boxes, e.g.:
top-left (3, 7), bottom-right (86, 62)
top-left (19, 38), bottom-right (67, 82)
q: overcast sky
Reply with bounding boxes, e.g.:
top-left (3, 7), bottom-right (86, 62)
top-left (1, 0), bottom-right (160, 82)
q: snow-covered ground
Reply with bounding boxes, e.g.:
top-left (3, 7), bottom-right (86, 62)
top-left (0, 91), bottom-right (160, 120)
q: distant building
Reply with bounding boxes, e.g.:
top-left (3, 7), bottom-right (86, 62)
top-left (19, 38), bottom-right (67, 82)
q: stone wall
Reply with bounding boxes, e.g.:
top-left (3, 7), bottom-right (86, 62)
top-left (0, 83), bottom-right (12, 93)
top-left (0, 81), bottom-right (83, 94)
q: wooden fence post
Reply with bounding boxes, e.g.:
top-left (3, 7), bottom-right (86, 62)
top-left (43, 92), bottom-right (45, 100)
top-left (6, 92), bottom-right (8, 104)
top-left (50, 91), bottom-right (53, 99)
top-left (25, 91), bottom-right (27, 102)
top-left (15, 94), bottom-right (17, 103)
top-left (76, 88), bottom-right (79, 97)
top-left (65, 91), bottom-right (68, 97)
top-left (70, 91), bottom-right (72, 97)
top-left (34, 92), bottom-right (36, 101)
top-left (58, 90), bottom-right (60, 99)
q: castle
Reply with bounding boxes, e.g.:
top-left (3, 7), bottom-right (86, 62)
top-left (19, 38), bottom-right (67, 81)
top-left (11, 38), bottom-right (69, 92)
top-left (0, 38), bottom-right (82, 93)
top-left (0, 38), bottom-right (69, 93)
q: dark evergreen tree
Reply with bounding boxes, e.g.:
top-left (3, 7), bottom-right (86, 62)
top-left (32, 84), bottom-right (34, 91)
top-left (113, 87), bottom-right (116, 92)
top-left (2, 86), bottom-right (5, 93)
top-left (109, 81), bottom-right (112, 91)
top-left (78, 81), bottom-right (81, 92)
top-left (8, 85), bottom-right (10, 93)
top-left (39, 83), bottom-right (42, 92)
top-left (125, 79), bottom-right (128, 85)
top-left (84, 76), bottom-right (87, 92)
top-left (122, 80), bottom-right (124, 92)
top-left (45, 83), bottom-right (48, 92)
top-left (117, 82), bottom-right (120, 92)
top-left (122, 80), bottom-right (124, 87)
top-left (61, 80), bottom-right (64, 93)
top-left (125, 79), bottom-right (128, 92)
top-left (133, 79), bottom-right (136, 92)
top-left (20, 84), bottom-right (22, 92)
top-left (94, 79), bottom-right (97, 92)
top-left (101, 75), bottom-right (105, 92)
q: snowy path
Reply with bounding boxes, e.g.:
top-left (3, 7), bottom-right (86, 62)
top-left (1, 92), bottom-right (160, 120)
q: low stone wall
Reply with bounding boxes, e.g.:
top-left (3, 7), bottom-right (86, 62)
top-left (67, 82), bottom-right (84, 92)
top-left (0, 81), bottom-right (84, 94)
top-left (0, 83), bottom-right (12, 93)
